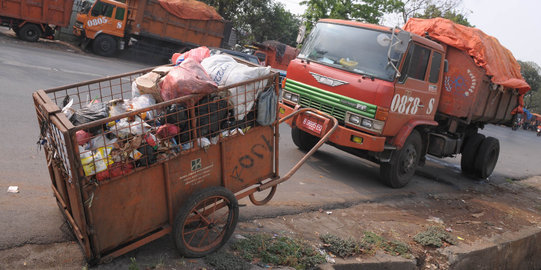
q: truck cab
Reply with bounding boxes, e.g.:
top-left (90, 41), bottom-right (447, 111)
top-left (280, 19), bottom-right (446, 187)
top-left (74, 0), bottom-right (128, 56)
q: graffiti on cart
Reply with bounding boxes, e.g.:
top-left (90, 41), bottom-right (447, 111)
top-left (230, 135), bottom-right (273, 183)
top-left (444, 69), bottom-right (476, 97)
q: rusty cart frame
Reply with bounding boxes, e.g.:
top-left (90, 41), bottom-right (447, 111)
top-left (33, 66), bottom-right (337, 264)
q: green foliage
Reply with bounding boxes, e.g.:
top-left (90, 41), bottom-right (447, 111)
top-left (320, 232), bottom-right (409, 258)
top-left (414, 4), bottom-right (472, 26)
top-left (300, 0), bottom-right (403, 32)
top-left (320, 234), bottom-right (362, 257)
top-left (381, 240), bottom-right (410, 256)
top-left (519, 61), bottom-right (541, 112)
top-left (204, 250), bottom-right (251, 270)
top-left (413, 226), bottom-right (457, 247)
top-left (201, 0), bottom-right (300, 46)
top-left (232, 233), bottom-right (326, 269)
top-left (128, 257), bottom-right (139, 270)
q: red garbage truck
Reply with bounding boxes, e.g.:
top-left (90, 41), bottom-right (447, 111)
top-left (279, 18), bottom-right (530, 188)
top-left (0, 0), bottom-right (74, 41)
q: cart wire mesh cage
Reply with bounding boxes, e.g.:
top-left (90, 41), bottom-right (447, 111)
top-left (35, 64), bottom-right (279, 185)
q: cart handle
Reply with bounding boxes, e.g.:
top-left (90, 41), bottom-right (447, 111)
top-left (257, 108), bottom-right (339, 191)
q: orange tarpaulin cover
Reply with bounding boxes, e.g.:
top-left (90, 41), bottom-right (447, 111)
top-left (158, 0), bottom-right (224, 21)
top-left (404, 18), bottom-right (530, 95)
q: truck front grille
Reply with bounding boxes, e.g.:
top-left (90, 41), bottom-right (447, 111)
top-left (284, 78), bottom-right (376, 123)
top-left (299, 96), bottom-right (347, 122)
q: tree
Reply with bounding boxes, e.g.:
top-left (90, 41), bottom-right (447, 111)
top-left (199, 0), bottom-right (243, 21)
top-left (300, 0), bottom-right (403, 32)
top-left (235, 1), bottom-right (301, 46)
top-left (414, 3), bottom-right (472, 26)
top-left (397, 0), bottom-right (465, 24)
top-left (519, 61), bottom-right (541, 112)
top-left (202, 0), bottom-right (300, 46)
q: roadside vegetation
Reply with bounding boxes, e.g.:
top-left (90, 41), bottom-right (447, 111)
top-left (413, 226), bottom-right (458, 247)
top-left (320, 231), bottom-right (410, 258)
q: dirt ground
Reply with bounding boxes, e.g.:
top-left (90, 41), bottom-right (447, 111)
top-left (2, 176), bottom-right (541, 269)
top-left (236, 176), bottom-right (541, 269)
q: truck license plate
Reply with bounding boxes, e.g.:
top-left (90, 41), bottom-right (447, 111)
top-left (302, 117), bottom-right (323, 135)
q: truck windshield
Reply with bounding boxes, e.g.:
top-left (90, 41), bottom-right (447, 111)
top-left (298, 22), bottom-right (402, 81)
top-left (79, 0), bottom-right (96, 14)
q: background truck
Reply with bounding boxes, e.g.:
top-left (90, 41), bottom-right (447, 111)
top-left (251, 40), bottom-right (299, 71)
top-left (279, 18), bottom-right (530, 188)
top-left (73, 0), bottom-right (231, 57)
top-left (0, 0), bottom-right (74, 41)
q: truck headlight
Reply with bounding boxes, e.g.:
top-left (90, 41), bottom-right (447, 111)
top-left (346, 112), bottom-right (385, 133)
top-left (349, 114), bottom-right (361, 125)
top-left (284, 92), bottom-right (292, 100)
top-left (361, 118), bottom-right (372, 128)
top-left (282, 90), bottom-right (299, 104)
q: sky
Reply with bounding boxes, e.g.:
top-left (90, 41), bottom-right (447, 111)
top-left (274, 0), bottom-right (541, 68)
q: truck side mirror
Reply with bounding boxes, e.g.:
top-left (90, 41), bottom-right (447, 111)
top-left (444, 59), bottom-right (449, 73)
top-left (394, 30), bottom-right (410, 53)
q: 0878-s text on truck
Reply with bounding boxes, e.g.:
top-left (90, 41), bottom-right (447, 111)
top-left (280, 18), bottom-right (530, 188)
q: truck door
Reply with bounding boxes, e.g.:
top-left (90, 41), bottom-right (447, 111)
top-left (385, 43), bottom-right (442, 136)
top-left (86, 1), bottom-right (122, 38)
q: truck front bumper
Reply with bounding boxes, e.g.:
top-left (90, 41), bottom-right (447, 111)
top-left (279, 103), bottom-right (386, 152)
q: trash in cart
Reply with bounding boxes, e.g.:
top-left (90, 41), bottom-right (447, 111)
top-left (32, 47), bottom-right (338, 265)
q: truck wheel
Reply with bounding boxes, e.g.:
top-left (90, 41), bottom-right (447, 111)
top-left (474, 137), bottom-right (499, 179)
top-left (380, 130), bottom-right (422, 188)
top-left (460, 133), bottom-right (485, 174)
top-left (92, 35), bottom-right (117, 56)
top-left (173, 186), bottom-right (238, 257)
top-left (19, 24), bottom-right (42, 42)
top-left (291, 127), bottom-right (319, 152)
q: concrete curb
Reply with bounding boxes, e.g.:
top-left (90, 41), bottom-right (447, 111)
top-left (444, 226), bottom-right (541, 270)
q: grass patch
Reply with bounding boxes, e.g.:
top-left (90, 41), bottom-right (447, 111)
top-left (320, 232), bottom-right (410, 258)
top-left (128, 257), bottom-right (139, 270)
top-left (204, 250), bottom-right (251, 270)
top-left (320, 234), bottom-right (361, 257)
top-left (413, 226), bottom-right (457, 247)
top-left (381, 240), bottom-right (410, 256)
top-left (232, 233), bottom-right (325, 269)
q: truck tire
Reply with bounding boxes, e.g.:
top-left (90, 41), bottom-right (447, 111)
top-left (19, 24), bottom-right (42, 42)
top-left (291, 127), bottom-right (319, 152)
top-left (92, 34), bottom-right (117, 57)
top-left (173, 186), bottom-right (238, 258)
top-left (474, 137), bottom-right (499, 179)
top-left (380, 130), bottom-right (422, 188)
top-left (460, 133), bottom-right (485, 174)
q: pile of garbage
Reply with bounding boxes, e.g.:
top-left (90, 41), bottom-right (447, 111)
top-left (62, 47), bottom-right (277, 182)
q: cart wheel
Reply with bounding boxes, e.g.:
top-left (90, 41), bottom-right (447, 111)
top-left (173, 187), bottom-right (239, 257)
top-left (249, 185), bottom-right (277, 206)
top-left (460, 133), bottom-right (485, 175)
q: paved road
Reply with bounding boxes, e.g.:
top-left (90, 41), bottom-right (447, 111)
top-left (1, 27), bottom-right (541, 258)
top-left (0, 29), bottom-right (149, 249)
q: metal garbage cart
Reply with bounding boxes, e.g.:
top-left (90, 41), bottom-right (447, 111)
top-left (33, 64), bottom-right (337, 264)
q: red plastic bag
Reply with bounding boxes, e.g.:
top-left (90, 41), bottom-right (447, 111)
top-left (171, 46), bottom-right (211, 65)
top-left (76, 130), bottom-right (91, 146)
top-left (156, 124), bottom-right (180, 139)
top-left (160, 58), bottom-right (218, 101)
top-left (96, 162), bottom-right (134, 181)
